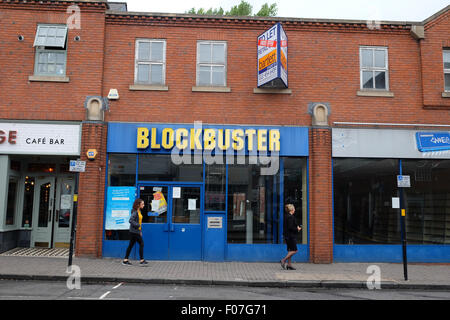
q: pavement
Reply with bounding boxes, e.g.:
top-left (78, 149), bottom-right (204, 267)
top-left (1, 255), bottom-right (450, 290)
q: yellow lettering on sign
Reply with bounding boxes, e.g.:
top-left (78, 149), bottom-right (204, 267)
top-left (232, 129), bottom-right (244, 151)
top-left (137, 127), bottom-right (149, 149)
top-left (204, 129), bottom-right (216, 150)
top-left (151, 128), bottom-right (160, 149)
top-left (161, 128), bottom-right (174, 149)
top-left (176, 128), bottom-right (188, 150)
top-left (190, 128), bottom-right (203, 150)
top-left (245, 129), bottom-right (256, 151)
top-left (257, 129), bottom-right (267, 151)
top-left (218, 129), bottom-right (231, 150)
top-left (259, 49), bottom-right (277, 71)
top-left (269, 130), bottom-right (281, 151)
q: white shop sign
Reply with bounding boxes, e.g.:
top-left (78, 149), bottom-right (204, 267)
top-left (332, 128), bottom-right (450, 159)
top-left (0, 122), bottom-right (81, 155)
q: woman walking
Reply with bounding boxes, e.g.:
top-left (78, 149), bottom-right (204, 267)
top-left (280, 204), bottom-right (302, 270)
top-left (122, 198), bottom-right (148, 265)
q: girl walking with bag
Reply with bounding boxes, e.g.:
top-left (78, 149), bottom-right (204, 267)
top-left (122, 198), bottom-right (148, 266)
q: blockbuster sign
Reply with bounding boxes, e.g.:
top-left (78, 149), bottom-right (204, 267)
top-left (257, 23), bottom-right (288, 88)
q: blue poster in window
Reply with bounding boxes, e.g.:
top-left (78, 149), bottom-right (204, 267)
top-left (416, 132), bottom-right (450, 152)
top-left (105, 187), bottom-right (136, 230)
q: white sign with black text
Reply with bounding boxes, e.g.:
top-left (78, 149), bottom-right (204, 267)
top-left (0, 122), bottom-right (81, 155)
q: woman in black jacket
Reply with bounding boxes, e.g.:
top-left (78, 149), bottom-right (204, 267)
top-left (122, 198), bottom-right (148, 266)
top-left (280, 204), bottom-right (302, 270)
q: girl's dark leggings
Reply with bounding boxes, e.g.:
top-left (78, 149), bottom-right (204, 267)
top-left (125, 233), bottom-right (144, 260)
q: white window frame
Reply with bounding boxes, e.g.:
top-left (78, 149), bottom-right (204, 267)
top-left (134, 39), bottom-right (166, 85)
top-left (443, 49), bottom-right (450, 92)
top-left (33, 24), bottom-right (68, 77)
top-left (196, 41), bottom-right (227, 87)
top-left (360, 46), bottom-right (389, 91)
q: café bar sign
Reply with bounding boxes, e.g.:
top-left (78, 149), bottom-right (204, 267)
top-left (257, 22), bottom-right (288, 88)
top-left (0, 122), bottom-right (81, 155)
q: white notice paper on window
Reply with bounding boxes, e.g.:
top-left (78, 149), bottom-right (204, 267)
top-left (151, 200), bottom-right (160, 212)
top-left (392, 197), bottom-right (400, 209)
top-left (173, 187), bottom-right (181, 199)
top-left (188, 199), bottom-right (197, 211)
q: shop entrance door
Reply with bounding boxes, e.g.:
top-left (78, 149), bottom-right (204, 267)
top-left (139, 184), bottom-right (203, 260)
top-left (31, 177), bottom-right (56, 248)
top-left (53, 177), bottom-right (76, 248)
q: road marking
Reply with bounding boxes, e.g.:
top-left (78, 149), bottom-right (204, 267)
top-left (99, 291), bottom-right (111, 300)
top-left (113, 282), bottom-right (123, 290)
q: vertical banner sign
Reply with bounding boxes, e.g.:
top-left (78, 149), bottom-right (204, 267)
top-left (105, 187), bottom-right (136, 230)
top-left (257, 23), bottom-right (288, 88)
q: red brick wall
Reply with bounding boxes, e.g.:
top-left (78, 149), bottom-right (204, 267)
top-left (0, 1), bottom-right (106, 120)
top-left (421, 10), bottom-right (450, 108)
top-left (309, 128), bottom-right (333, 263)
top-left (75, 122), bottom-right (107, 258)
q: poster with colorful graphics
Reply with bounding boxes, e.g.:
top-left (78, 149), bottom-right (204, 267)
top-left (257, 23), bottom-right (288, 88)
top-left (149, 189), bottom-right (168, 216)
top-left (105, 187), bottom-right (136, 230)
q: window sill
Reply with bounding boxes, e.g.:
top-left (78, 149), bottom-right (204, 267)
top-left (28, 75), bottom-right (70, 83)
top-left (442, 92), bottom-right (450, 98)
top-left (253, 88), bottom-right (292, 94)
top-left (192, 86), bottom-right (231, 93)
top-left (129, 84), bottom-right (169, 91)
top-left (357, 90), bottom-right (394, 97)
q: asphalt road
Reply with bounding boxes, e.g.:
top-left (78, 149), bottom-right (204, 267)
top-left (0, 280), bottom-right (449, 301)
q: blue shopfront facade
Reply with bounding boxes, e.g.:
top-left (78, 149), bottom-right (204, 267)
top-left (103, 122), bottom-right (310, 262)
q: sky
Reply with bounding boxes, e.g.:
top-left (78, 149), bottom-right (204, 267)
top-left (124, 0), bottom-right (450, 22)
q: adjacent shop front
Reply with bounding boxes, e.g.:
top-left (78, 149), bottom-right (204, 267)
top-left (333, 128), bottom-right (450, 262)
top-left (103, 122), bottom-right (309, 262)
top-left (0, 121), bottom-right (81, 253)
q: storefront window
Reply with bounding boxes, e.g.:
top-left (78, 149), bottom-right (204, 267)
top-left (227, 157), bottom-right (280, 244)
top-left (22, 176), bottom-right (35, 228)
top-left (205, 162), bottom-right (226, 212)
top-left (6, 177), bottom-right (18, 225)
top-left (138, 154), bottom-right (203, 182)
top-left (108, 154), bottom-right (136, 186)
top-left (402, 160), bottom-right (450, 244)
top-left (334, 158), bottom-right (400, 244)
top-left (283, 158), bottom-right (307, 244)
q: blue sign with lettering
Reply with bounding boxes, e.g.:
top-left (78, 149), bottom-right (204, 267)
top-left (416, 132), bottom-right (450, 152)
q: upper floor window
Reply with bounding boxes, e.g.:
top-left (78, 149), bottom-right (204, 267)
top-left (197, 41), bottom-right (227, 87)
top-left (444, 50), bottom-right (450, 92)
top-left (33, 25), bottom-right (68, 77)
top-left (135, 39), bottom-right (166, 85)
top-left (360, 47), bottom-right (389, 90)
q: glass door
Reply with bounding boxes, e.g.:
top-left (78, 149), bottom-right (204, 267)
top-left (139, 185), bottom-right (170, 260)
top-left (169, 186), bottom-right (202, 260)
top-left (53, 177), bottom-right (75, 248)
top-left (138, 184), bottom-right (203, 260)
top-left (31, 177), bottom-right (56, 248)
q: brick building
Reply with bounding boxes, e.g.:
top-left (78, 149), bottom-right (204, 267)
top-left (0, 0), bottom-right (449, 263)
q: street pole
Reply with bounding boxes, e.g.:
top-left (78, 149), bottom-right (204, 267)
top-left (398, 161), bottom-right (408, 281)
top-left (68, 172), bottom-right (79, 268)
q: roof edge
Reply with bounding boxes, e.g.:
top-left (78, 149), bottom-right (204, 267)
top-left (422, 5), bottom-right (450, 25)
top-left (105, 10), bottom-right (424, 27)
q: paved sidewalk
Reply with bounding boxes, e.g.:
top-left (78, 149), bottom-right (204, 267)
top-left (1, 256), bottom-right (449, 290)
